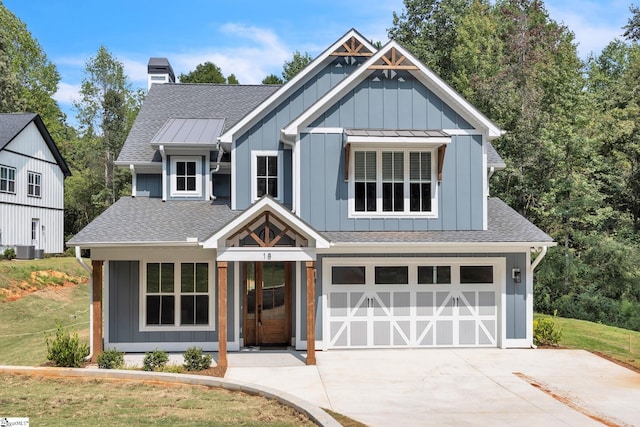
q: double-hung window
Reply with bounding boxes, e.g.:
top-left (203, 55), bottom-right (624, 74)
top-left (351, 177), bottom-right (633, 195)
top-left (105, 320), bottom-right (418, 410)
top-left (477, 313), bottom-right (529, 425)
top-left (0, 165), bottom-right (16, 194)
top-left (251, 151), bottom-right (282, 201)
top-left (143, 261), bottom-right (212, 330)
top-left (351, 148), bottom-right (436, 216)
top-left (27, 171), bottom-right (41, 197)
top-left (171, 157), bottom-right (201, 197)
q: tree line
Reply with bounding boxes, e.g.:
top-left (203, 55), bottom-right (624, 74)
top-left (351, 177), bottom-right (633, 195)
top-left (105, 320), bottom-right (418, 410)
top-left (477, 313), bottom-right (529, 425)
top-left (3, 0), bottom-right (640, 331)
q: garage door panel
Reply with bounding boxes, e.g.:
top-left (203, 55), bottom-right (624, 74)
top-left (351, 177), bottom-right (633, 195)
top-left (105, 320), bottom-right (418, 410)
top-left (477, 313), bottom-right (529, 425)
top-left (436, 292), bottom-right (453, 316)
top-left (480, 319), bottom-right (496, 345)
top-left (460, 292), bottom-right (476, 316)
top-left (374, 321), bottom-right (391, 346)
top-left (436, 320), bottom-right (454, 345)
top-left (418, 321), bottom-right (434, 346)
top-left (459, 320), bottom-right (476, 345)
top-left (394, 321), bottom-right (411, 345)
top-left (393, 292), bottom-right (411, 316)
top-left (374, 292), bottom-right (391, 317)
top-left (479, 292), bottom-right (496, 316)
top-left (331, 321), bottom-right (348, 346)
top-left (351, 292), bottom-right (367, 317)
top-left (351, 321), bottom-right (367, 346)
top-left (417, 292), bottom-right (433, 316)
top-left (330, 293), bottom-right (348, 316)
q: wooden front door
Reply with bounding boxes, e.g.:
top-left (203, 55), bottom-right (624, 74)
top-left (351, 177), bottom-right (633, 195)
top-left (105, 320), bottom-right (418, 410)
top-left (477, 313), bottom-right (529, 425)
top-left (243, 261), bottom-right (291, 346)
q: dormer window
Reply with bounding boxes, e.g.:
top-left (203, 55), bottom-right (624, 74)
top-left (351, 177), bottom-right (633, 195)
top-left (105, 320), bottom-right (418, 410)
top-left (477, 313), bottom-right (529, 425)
top-left (170, 156), bottom-right (201, 197)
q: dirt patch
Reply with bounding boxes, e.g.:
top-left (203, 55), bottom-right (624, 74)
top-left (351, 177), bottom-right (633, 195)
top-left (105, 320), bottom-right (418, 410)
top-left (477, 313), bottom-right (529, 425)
top-left (189, 365), bottom-right (227, 378)
top-left (592, 351), bottom-right (640, 375)
top-left (0, 270), bottom-right (87, 302)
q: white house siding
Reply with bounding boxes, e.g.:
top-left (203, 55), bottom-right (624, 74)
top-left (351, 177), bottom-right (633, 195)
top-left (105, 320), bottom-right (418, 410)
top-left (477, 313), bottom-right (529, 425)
top-left (0, 122), bottom-right (65, 253)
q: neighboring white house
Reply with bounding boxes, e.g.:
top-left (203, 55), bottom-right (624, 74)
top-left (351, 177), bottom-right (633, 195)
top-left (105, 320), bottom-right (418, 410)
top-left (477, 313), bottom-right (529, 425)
top-left (0, 113), bottom-right (71, 257)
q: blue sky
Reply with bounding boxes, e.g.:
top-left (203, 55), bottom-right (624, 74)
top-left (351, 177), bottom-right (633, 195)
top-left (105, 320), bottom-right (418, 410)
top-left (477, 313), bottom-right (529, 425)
top-left (2, 0), bottom-right (633, 123)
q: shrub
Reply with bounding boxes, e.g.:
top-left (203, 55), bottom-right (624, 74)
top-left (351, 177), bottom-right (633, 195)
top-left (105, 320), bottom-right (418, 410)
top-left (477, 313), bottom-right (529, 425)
top-left (2, 248), bottom-right (16, 260)
top-left (158, 364), bottom-right (185, 373)
top-left (97, 348), bottom-right (124, 369)
top-left (183, 346), bottom-right (212, 371)
top-left (143, 349), bottom-right (169, 371)
top-left (45, 321), bottom-right (89, 367)
top-left (533, 315), bottom-right (562, 346)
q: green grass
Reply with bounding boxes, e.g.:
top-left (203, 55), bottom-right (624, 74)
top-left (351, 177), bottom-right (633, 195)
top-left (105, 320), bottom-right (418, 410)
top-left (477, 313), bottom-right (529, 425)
top-left (0, 375), bottom-right (315, 426)
top-left (535, 313), bottom-right (640, 371)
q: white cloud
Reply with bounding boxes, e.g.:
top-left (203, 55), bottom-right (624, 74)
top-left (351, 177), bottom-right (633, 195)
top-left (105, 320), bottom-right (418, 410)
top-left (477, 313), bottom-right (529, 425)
top-left (54, 82), bottom-right (81, 106)
top-left (171, 24), bottom-right (291, 84)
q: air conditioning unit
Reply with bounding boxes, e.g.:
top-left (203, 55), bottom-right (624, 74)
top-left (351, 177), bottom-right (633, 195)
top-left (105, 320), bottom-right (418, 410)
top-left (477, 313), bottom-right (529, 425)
top-left (16, 245), bottom-right (35, 260)
top-left (34, 249), bottom-right (44, 259)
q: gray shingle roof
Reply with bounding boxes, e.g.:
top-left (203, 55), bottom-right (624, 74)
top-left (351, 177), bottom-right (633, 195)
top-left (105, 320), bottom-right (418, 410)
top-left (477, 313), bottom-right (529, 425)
top-left (0, 113), bottom-right (71, 176)
top-left (323, 198), bottom-right (553, 244)
top-left (0, 113), bottom-right (36, 150)
top-left (487, 142), bottom-right (506, 169)
top-left (67, 197), bottom-right (240, 245)
top-left (118, 84), bottom-right (281, 163)
top-left (68, 197), bottom-right (552, 246)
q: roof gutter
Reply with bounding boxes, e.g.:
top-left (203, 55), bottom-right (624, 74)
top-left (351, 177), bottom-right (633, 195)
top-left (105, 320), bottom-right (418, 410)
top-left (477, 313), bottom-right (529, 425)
top-left (74, 246), bottom-right (94, 362)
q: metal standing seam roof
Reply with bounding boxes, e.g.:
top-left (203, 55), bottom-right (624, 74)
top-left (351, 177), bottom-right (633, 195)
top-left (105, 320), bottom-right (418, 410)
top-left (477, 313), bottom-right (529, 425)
top-left (151, 118), bottom-right (225, 145)
top-left (67, 197), bottom-right (552, 246)
top-left (117, 84), bottom-right (281, 164)
top-left (344, 129), bottom-right (451, 138)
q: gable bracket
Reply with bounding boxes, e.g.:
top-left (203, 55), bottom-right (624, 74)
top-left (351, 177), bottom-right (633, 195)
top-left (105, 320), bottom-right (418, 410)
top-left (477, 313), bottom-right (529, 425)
top-left (330, 36), bottom-right (373, 57)
top-left (437, 144), bottom-right (447, 182)
top-left (368, 47), bottom-right (418, 70)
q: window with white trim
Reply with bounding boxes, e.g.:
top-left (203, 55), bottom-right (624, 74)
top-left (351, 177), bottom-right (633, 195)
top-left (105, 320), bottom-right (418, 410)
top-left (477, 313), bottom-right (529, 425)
top-left (144, 262), bottom-right (212, 329)
top-left (351, 148), bottom-right (436, 216)
top-left (251, 151), bottom-right (282, 201)
top-left (0, 165), bottom-right (16, 194)
top-left (27, 171), bottom-right (41, 197)
top-left (171, 157), bottom-right (201, 197)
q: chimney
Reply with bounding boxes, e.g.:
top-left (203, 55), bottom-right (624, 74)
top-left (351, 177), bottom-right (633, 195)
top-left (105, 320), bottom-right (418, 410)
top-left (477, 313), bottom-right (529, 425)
top-left (147, 57), bottom-right (175, 90)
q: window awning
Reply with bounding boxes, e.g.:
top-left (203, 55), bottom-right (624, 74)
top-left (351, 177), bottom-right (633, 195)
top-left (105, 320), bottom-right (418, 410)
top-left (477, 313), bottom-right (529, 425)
top-left (150, 118), bottom-right (225, 148)
top-left (344, 128), bottom-right (451, 145)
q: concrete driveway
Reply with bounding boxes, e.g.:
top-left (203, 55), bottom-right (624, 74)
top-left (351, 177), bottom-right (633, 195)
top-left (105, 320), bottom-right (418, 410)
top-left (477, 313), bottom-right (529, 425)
top-left (226, 348), bottom-right (640, 427)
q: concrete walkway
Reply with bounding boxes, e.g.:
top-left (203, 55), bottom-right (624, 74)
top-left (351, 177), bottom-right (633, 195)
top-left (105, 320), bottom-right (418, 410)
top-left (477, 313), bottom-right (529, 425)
top-left (225, 348), bottom-right (640, 427)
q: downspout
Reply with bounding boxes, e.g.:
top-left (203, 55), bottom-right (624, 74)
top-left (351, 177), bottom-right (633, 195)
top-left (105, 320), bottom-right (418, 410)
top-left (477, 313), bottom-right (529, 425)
top-left (210, 144), bottom-right (224, 200)
top-left (74, 246), bottom-right (93, 361)
top-left (130, 164), bottom-right (136, 197)
top-left (281, 135), bottom-right (296, 213)
top-left (529, 245), bottom-right (548, 349)
top-left (159, 145), bottom-right (166, 201)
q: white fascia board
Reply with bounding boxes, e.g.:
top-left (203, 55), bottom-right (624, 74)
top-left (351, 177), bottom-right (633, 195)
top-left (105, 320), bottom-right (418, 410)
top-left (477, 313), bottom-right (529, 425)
top-left (203, 196), bottom-right (331, 249)
top-left (217, 247), bottom-right (317, 262)
top-left (70, 241), bottom-right (202, 249)
top-left (219, 29), bottom-right (376, 145)
top-left (319, 241), bottom-right (556, 254)
top-left (113, 161), bottom-right (161, 173)
top-left (283, 40), bottom-right (503, 141)
top-left (346, 135), bottom-right (451, 145)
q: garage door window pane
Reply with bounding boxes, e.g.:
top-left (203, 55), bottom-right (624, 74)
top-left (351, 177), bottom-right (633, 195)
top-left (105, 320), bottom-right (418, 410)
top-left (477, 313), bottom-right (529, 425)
top-left (418, 266), bottom-right (451, 284)
top-left (332, 266), bottom-right (366, 284)
top-left (375, 266), bottom-right (408, 285)
top-left (460, 266), bottom-right (494, 283)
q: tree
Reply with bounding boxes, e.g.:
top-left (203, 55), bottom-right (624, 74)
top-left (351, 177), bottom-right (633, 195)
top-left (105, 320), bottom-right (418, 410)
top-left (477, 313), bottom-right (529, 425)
top-left (0, 25), bottom-right (23, 112)
top-left (73, 46), bottom-right (141, 208)
top-left (624, 4), bottom-right (640, 42)
top-left (0, 3), bottom-right (67, 141)
top-left (282, 51), bottom-right (312, 82)
top-left (262, 73), bottom-right (283, 85)
top-left (178, 62), bottom-right (238, 84)
top-left (389, 0), bottom-right (474, 83)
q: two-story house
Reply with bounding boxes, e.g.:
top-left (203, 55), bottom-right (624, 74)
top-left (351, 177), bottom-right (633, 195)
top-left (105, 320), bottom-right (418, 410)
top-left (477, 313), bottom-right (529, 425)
top-left (0, 113), bottom-right (71, 258)
top-left (69, 30), bottom-right (554, 366)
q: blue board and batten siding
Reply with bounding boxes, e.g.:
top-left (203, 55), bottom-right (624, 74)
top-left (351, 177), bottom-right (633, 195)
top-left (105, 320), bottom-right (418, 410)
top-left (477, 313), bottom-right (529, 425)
top-left (298, 133), bottom-right (483, 232)
top-left (136, 174), bottom-right (162, 198)
top-left (108, 261), bottom-right (235, 344)
top-left (234, 57), bottom-right (364, 210)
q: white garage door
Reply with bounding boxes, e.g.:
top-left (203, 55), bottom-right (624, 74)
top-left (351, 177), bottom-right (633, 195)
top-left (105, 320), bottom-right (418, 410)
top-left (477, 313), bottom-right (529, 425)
top-left (324, 259), bottom-right (500, 348)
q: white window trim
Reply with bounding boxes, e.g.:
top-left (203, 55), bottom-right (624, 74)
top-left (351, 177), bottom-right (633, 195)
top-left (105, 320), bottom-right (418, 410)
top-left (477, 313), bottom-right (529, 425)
top-left (0, 164), bottom-right (16, 194)
top-left (27, 171), bottom-right (42, 198)
top-left (139, 260), bottom-right (216, 332)
top-left (348, 146), bottom-right (438, 218)
top-left (251, 150), bottom-right (283, 202)
top-left (170, 156), bottom-right (202, 197)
